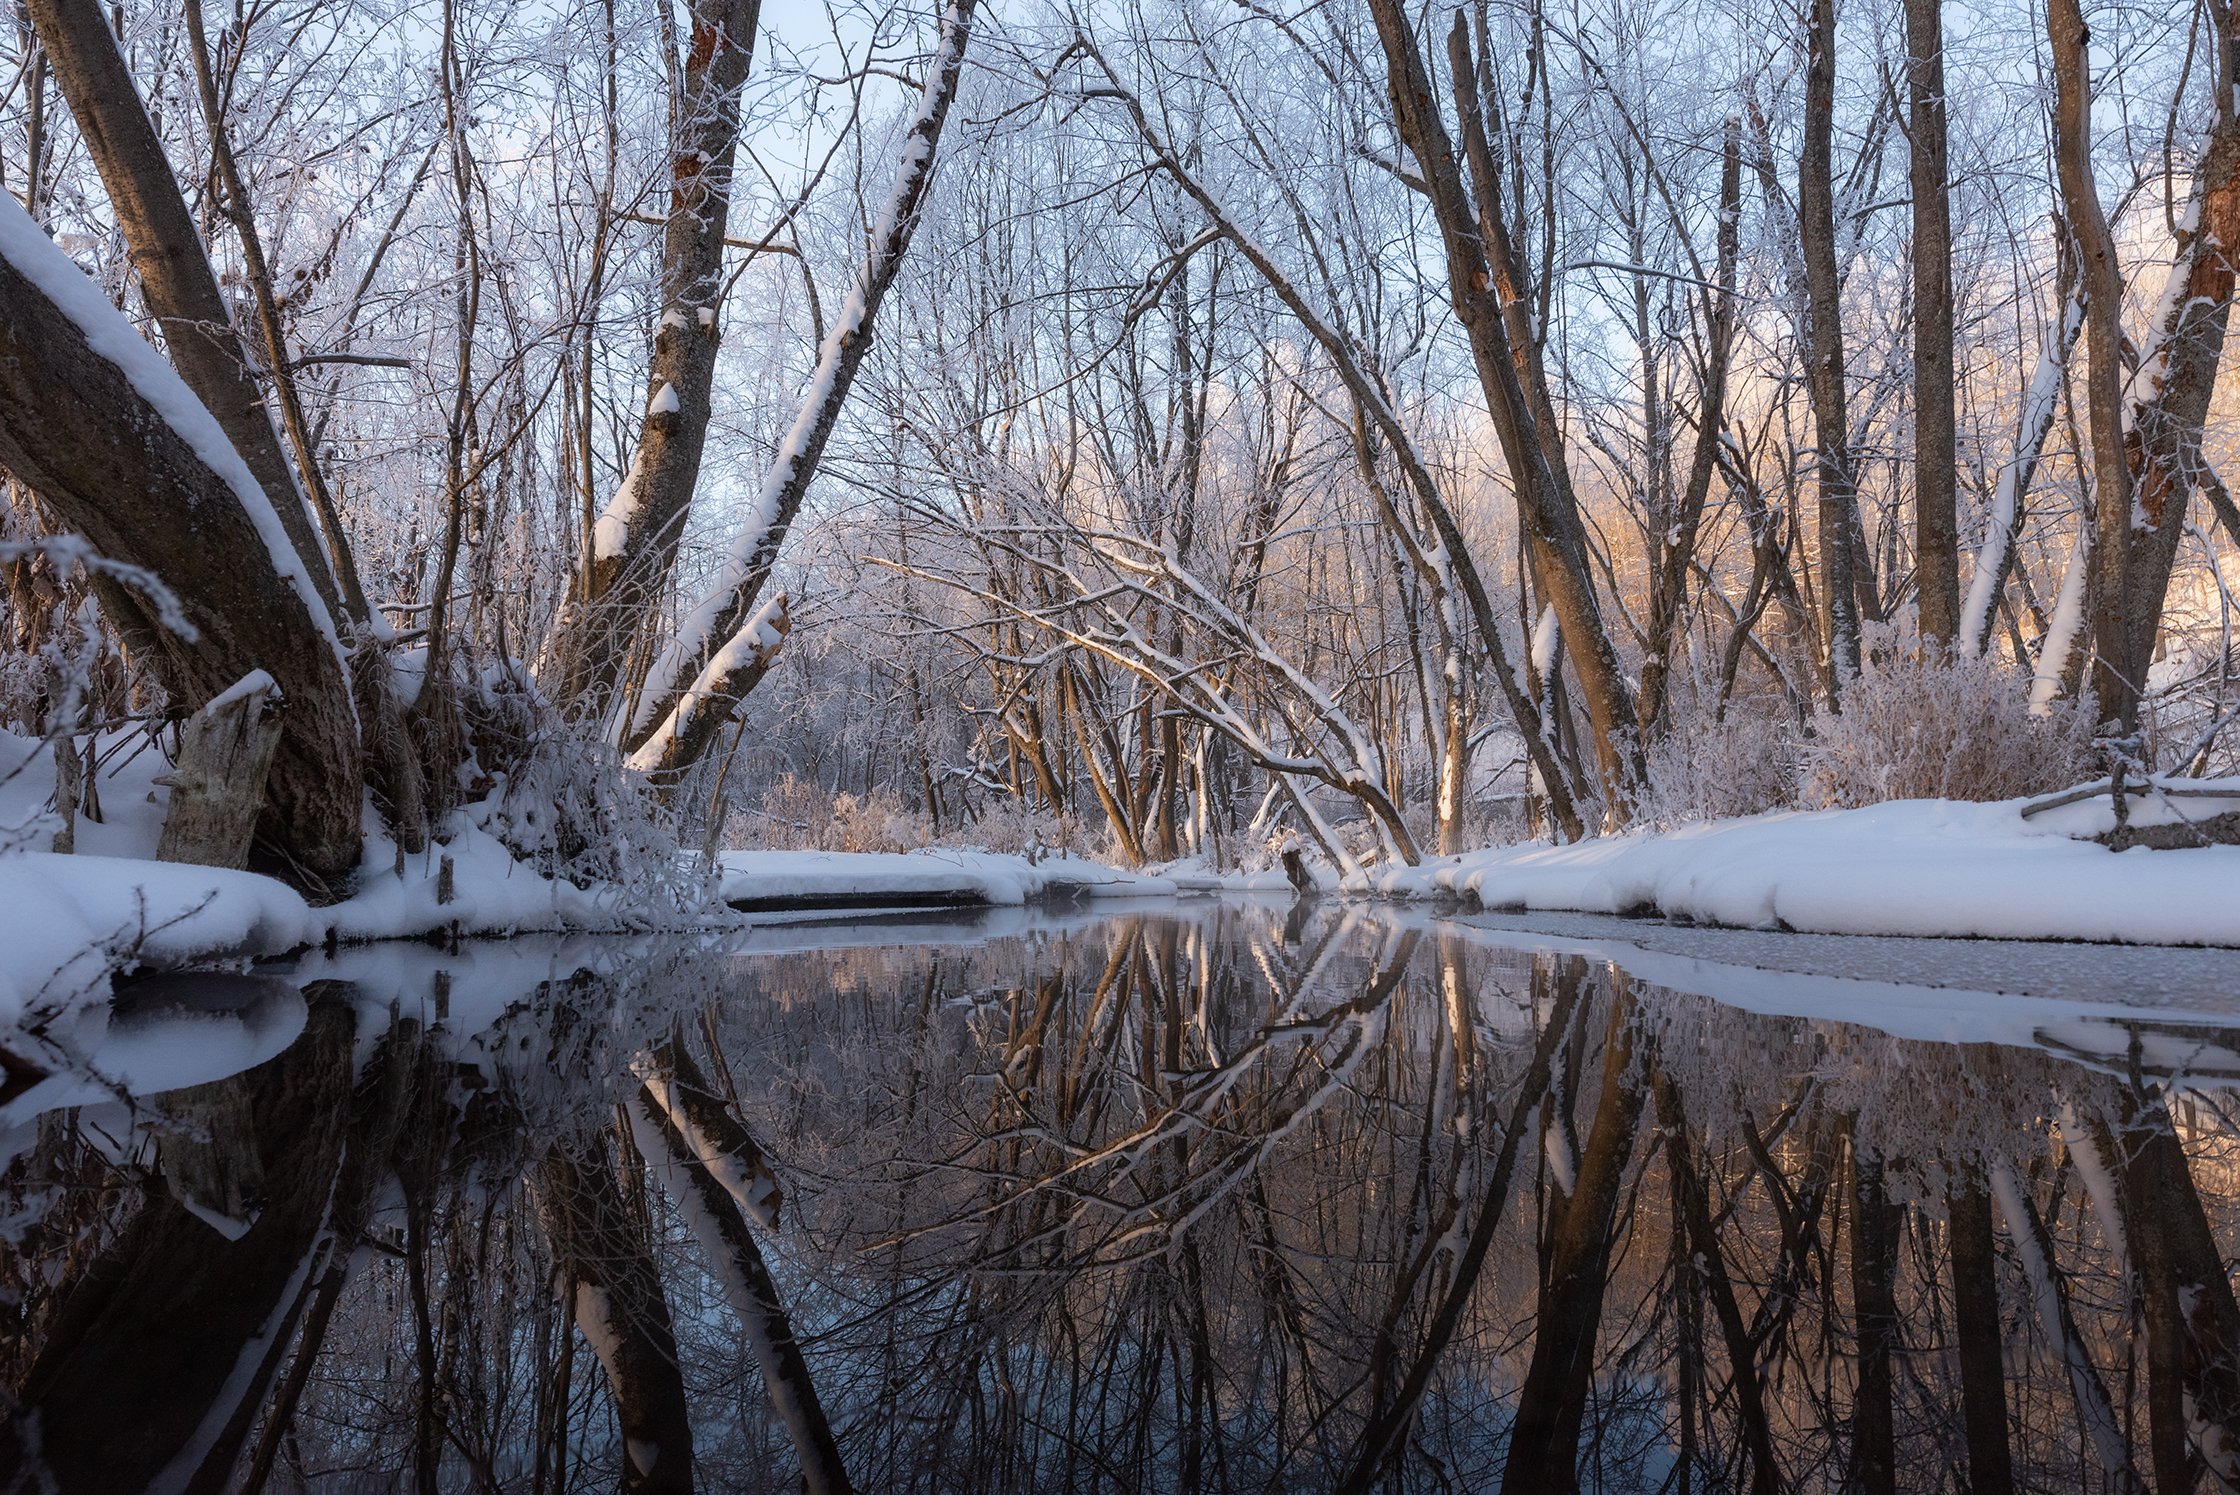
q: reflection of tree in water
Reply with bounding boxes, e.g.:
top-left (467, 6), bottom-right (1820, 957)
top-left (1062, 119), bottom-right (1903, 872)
top-left (5, 912), bottom-right (2240, 1492)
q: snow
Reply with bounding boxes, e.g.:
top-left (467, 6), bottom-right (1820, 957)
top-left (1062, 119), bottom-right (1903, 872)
top-left (0, 853), bottom-right (311, 1027)
top-left (2030, 528), bottom-right (2089, 712)
top-left (649, 381), bottom-right (679, 415)
top-left (591, 442), bottom-right (650, 561)
top-left (0, 193), bottom-right (340, 652)
top-left (1356, 786), bottom-right (2240, 947)
top-left (1, 974), bottom-right (306, 1129)
top-left (202, 668), bottom-right (279, 714)
top-left (629, 0), bottom-right (972, 740)
top-left (1961, 284), bottom-right (2082, 657)
top-left (313, 817), bottom-right (682, 944)
top-left (1530, 603), bottom-right (1560, 676)
top-left (717, 848), bottom-right (1272, 907)
top-left (626, 595), bottom-right (789, 768)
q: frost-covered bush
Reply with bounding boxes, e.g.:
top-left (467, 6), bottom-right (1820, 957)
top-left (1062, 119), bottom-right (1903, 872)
top-left (739, 773), bottom-right (1102, 858)
top-left (738, 775), bottom-right (927, 851)
top-left (1799, 628), bottom-right (2097, 807)
top-left (1638, 685), bottom-right (1800, 827)
top-left (958, 795), bottom-right (1095, 858)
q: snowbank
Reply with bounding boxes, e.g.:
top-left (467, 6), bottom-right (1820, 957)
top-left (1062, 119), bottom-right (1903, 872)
top-left (0, 853), bottom-right (311, 1025)
top-left (316, 821), bottom-right (672, 943)
top-left (1356, 785), bottom-right (2240, 947)
top-left (718, 848), bottom-right (1283, 908)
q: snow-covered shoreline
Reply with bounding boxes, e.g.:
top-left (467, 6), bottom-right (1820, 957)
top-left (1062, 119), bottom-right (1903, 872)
top-left (716, 847), bottom-right (1287, 908)
top-left (1353, 781), bottom-right (2240, 947)
top-left (7, 713), bottom-right (2240, 1033)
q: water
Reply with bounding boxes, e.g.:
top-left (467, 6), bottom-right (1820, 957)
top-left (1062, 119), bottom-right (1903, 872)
top-left (6, 901), bottom-right (2240, 1493)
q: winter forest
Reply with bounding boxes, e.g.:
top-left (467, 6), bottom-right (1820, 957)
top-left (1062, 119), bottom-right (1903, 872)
top-left (6, 0), bottom-right (2240, 880)
top-left (12, 0), bottom-right (2240, 1490)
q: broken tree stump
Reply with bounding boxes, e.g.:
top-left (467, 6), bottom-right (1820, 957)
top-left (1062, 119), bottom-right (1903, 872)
top-left (155, 669), bottom-right (284, 870)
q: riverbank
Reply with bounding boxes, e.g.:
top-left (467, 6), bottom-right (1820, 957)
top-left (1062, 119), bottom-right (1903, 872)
top-left (1355, 779), bottom-right (2240, 947)
top-left (8, 713), bottom-right (2240, 1032)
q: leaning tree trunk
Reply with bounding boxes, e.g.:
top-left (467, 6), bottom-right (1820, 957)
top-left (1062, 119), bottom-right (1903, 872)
top-left (22, 0), bottom-right (341, 622)
top-left (547, 0), bottom-right (763, 722)
top-left (1369, 0), bottom-right (1646, 817)
top-left (26, 0), bottom-right (433, 856)
top-left (622, 0), bottom-right (979, 781)
top-left (0, 198), bottom-right (365, 883)
top-left (2103, 1), bottom-right (2240, 730)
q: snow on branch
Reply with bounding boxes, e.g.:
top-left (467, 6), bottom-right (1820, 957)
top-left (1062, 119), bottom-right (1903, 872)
top-left (626, 594), bottom-right (789, 776)
top-left (0, 193), bottom-right (340, 650)
top-left (0, 534), bottom-right (199, 642)
top-left (624, 0), bottom-right (979, 767)
top-left (1960, 281), bottom-right (2083, 657)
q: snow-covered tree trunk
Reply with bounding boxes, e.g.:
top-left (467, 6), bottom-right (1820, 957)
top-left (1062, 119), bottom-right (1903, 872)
top-left (23, 0), bottom-right (343, 624)
top-left (624, 0), bottom-right (978, 781)
top-left (155, 671), bottom-right (284, 870)
top-left (0, 196), bottom-right (366, 883)
top-left (1959, 278), bottom-right (2083, 658)
top-left (2055, 0), bottom-right (2240, 728)
top-left (546, 0), bottom-right (762, 721)
top-left (25, 0), bottom-right (433, 860)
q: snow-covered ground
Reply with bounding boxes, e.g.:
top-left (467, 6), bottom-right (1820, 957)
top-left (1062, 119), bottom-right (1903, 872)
top-left (1355, 781), bottom-right (2240, 947)
top-left (717, 848), bottom-right (1285, 908)
top-left (0, 729), bottom-right (1283, 1024)
top-left (7, 714), bottom-right (2240, 1040)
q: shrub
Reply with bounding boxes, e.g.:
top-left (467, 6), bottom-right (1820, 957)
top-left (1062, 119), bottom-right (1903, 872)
top-left (1639, 687), bottom-right (1801, 827)
top-left (1798, 626), bottom-right (2098, 807)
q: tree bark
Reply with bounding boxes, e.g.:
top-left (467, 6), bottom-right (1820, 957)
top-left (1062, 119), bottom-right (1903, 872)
top-left (1907, 0), bottom-right (1960, 645)
top-left (621, 0), bottom-right (978, 775)
top-left (22, 0), bottom-right (341, 622)
top-left (155, 672), bottom-right (284, 870)
top-left (1640, 119), bottom-right (1742, 738)
top-left (2050, 0), bottom-right (2137, 729)
top-left (548, 0), bottom-right (763, 719)
top-left (1801, 0), bottom-right (1862, 689)
top-left (1368, 2), bottom-right (1646, 815)
top-left (2101, 3), bottom-right (2240, 728)
top-left (0, 212), bottom-right (364, 883)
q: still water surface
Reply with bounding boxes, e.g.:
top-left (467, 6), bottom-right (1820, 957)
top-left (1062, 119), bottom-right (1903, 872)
top-left (6, 902), bottom-right (2240, 1493)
